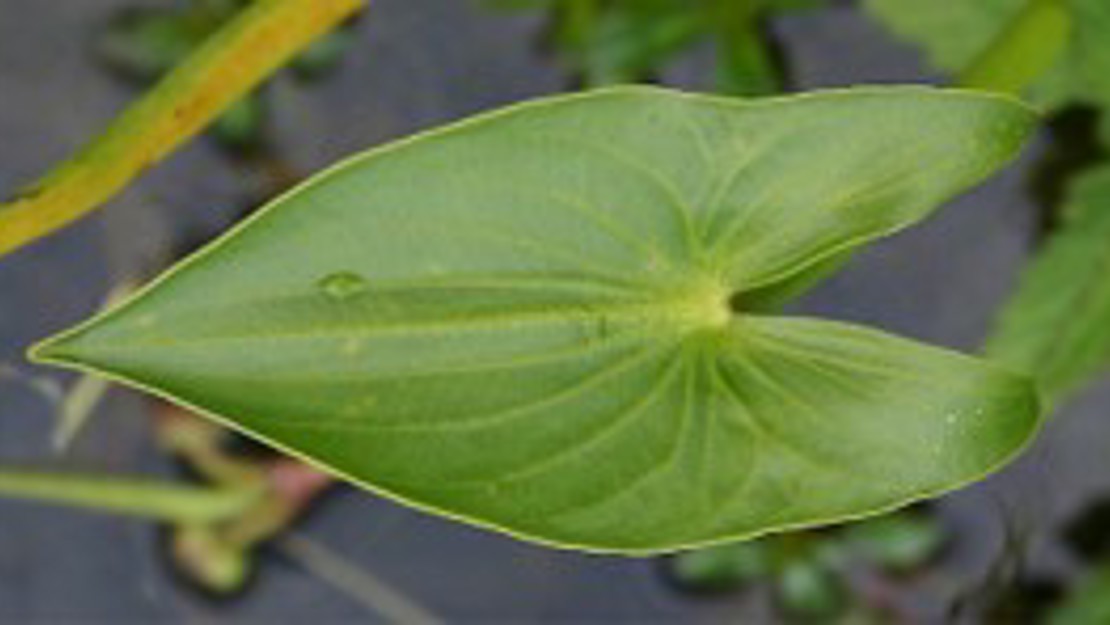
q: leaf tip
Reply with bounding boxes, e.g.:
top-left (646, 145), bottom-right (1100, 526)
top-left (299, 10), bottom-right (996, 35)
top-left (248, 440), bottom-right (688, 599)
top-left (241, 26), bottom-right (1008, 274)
top-left (979, 90), bottom-right (1041, 145)
top-left (27, 332), bottom-right (78, 367)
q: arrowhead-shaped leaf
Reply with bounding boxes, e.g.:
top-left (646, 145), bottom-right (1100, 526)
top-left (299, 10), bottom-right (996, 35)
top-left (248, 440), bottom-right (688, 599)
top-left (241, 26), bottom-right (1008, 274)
top-left (32, 86), bottom-right (1041, 552)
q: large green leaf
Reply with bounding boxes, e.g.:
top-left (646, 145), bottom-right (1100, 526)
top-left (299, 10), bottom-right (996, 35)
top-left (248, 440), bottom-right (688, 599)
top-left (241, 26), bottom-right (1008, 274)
top-left (987, 166), bottom-right (1110, 404)
top-left (865, 0), bottom-right (1110, 111)
top-left (32, 86), bottom-right (1040, 552)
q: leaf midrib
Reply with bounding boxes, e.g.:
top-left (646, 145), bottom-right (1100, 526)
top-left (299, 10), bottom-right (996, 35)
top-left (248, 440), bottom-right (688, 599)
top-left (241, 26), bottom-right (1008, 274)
top-left (48, 281), bottom-right (735, 354)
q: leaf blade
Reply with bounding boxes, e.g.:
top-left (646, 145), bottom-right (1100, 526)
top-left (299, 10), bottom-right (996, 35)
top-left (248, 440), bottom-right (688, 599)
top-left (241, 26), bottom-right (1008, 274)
top-left (32, 86), bottom-right (1040, 551)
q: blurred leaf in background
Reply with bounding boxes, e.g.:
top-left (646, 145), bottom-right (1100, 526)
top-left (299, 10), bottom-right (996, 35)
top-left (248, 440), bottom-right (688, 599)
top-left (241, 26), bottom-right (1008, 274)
top-left (668, 534), bottom-right (850, 619)
top-left (488, 0), bottom-right (825, 95)
top-left (1051, 566), bottom-right (1110, 625)
top-left (865, 0), bottom-right (1110, 118)
top-left (667, 509), bottom-right (945, 620)
top-left (987, 167), bottom-right (1110, 404)
top-left (1053, 500), bottom-right (1110, 623)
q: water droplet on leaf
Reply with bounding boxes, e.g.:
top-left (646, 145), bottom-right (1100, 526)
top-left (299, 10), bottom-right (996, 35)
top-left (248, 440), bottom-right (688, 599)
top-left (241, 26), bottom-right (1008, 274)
top-left (317, 271), bottom-right (367, 300)
top-left (340, 394), bottom-right (377, 419)
top-left (341, 337), bottom-right (365, 355)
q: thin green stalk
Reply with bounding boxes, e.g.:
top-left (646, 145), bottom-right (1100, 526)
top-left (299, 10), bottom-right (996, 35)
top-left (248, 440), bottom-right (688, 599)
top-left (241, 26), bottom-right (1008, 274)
top-left (715, 22), bottom-right (779, 96)
top-left (557, 0), bottom-right (598, 51)
top-left (0, 0), bottom-right (365, 258)
top-left (0, 469), bottom-right (261, 524)
top-left (709, 0), bottom-right (780, 96)
top-left (555, 0), bottom-right (600, 83)
top-left (958, 0), bottom-right (1070, 95)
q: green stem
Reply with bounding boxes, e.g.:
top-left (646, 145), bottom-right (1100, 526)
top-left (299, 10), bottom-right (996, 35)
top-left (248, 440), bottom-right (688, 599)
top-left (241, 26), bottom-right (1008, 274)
top-left (957, 0), bottom-right (1070, 96)
top-left (0, 0), bottom-right (365, 259)
top-left (0, 469), bottom-right (261, 524)
top-left (554, 0), bottom-right (599, 83)
top-left (710, 0), bottom-right (780, 96)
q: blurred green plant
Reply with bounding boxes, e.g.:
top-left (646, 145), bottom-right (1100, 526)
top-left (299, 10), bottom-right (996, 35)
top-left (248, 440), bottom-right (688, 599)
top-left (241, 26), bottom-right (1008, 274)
top-left (865, 0), bottom-right (1107, 112)
top-left (1054, 498), bottom-right (1110, 624)
top-left (0, 406), bottom-right (332, 594)
top-left (488, 0), bottom-right (825, 95)
top-left (667, 510), bottom-right (944, 619)
top-left (987, 166), bottom-right (1110, 403)
top-left (1051, 566), bottom-right (1110, 625)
